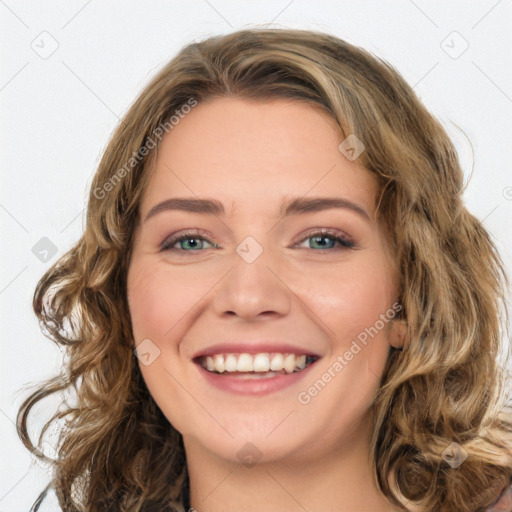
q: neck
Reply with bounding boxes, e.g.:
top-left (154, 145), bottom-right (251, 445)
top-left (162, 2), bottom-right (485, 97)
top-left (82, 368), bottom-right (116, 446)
top-left (184, 415), bottom-right (403, 512)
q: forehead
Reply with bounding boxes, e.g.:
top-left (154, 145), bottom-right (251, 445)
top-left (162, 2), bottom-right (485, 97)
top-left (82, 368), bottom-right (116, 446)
top-left (140, 97), bottom-right (377, 218)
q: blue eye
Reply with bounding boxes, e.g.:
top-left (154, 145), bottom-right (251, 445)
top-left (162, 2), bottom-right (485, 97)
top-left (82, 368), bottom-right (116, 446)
top-left (160, 232), bottom-right (217, 252)
top-left (296, 230), bottom-right (355, 251)
top-left (160, 229), bottom-right (355, 253)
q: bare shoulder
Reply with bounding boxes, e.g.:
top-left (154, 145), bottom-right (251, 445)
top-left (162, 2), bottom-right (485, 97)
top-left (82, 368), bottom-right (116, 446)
top-left (485, 483), bottom-right (512, 511)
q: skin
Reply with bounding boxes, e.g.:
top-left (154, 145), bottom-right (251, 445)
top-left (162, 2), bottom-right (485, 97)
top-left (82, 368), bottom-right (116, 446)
top-left (127, 97), bottom-right (406, 512)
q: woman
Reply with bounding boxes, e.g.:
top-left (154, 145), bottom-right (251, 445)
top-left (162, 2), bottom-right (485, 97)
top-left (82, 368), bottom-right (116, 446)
top-left (17, 28), bottom-right (512, 512)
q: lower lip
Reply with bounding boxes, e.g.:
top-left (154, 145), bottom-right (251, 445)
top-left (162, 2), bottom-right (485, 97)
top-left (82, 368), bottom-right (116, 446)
top-left (195, 361), bottom-right (318, 396)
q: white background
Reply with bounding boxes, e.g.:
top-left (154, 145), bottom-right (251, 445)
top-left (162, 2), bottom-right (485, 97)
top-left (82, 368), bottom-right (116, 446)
top-left (1, 1), bottom-right (511, 509)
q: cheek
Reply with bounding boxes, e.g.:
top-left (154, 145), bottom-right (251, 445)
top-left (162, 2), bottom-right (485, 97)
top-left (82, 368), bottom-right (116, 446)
top-left (298, 254), bottom-right (394, 335)
top-left (297, 251), bottom-right (395, 378)
top-left (127, 264), bottom-right (165, 343)
top-left (126, 260), bottom-right (204, 433)
top-left (127, 260), bottom-right (207, 344)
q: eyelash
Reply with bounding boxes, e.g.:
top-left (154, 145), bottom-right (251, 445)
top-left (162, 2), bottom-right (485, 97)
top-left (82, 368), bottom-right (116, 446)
top-left (160, 229), bottom-right (356, 253)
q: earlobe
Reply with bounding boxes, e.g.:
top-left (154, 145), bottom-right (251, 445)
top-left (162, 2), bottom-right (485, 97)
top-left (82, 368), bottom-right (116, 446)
top-left (389, 319), bottom-right (407, 350)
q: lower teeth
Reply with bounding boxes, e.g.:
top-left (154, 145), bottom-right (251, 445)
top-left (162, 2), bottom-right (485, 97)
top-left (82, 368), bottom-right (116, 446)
top-left (228, 371), bottom-right (282, 379)
top-left (210, 367), bottom-right (306, 378)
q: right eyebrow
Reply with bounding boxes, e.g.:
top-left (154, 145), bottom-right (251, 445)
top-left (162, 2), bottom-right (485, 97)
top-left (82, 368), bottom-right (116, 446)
top-left (144, 198), bottom-right (224, 222)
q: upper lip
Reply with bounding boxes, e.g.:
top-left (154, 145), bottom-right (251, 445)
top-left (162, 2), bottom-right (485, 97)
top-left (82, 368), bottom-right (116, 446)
top-left (192, 341), bottom-right (322, 360)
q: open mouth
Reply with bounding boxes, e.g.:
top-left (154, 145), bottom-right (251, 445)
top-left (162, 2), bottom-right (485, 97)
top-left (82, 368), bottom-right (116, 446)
top-left (194, 352), bottom-right (319, 379)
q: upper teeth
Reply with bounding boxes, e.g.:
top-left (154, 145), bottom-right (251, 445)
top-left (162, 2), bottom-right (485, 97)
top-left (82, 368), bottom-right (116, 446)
top-left (201, 353), bottom-right (308, 373)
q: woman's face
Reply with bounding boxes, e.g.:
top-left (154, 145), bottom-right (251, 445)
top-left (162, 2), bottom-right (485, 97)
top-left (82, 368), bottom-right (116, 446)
top-left (127, 97), bottom-right (402, 465)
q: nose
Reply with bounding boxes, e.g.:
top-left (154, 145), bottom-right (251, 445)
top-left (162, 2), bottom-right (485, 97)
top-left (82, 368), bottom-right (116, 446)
top-left (212, 248), bottom-right (291, 322)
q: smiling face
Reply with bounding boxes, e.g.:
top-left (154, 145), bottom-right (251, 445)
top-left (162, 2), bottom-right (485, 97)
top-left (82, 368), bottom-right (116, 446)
top-left (127, 97), bottom-right (403, 466)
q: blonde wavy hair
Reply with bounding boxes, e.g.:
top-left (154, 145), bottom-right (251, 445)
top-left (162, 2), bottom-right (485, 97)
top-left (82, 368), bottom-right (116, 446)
top-left (17, 28), bottom-right (512, 512)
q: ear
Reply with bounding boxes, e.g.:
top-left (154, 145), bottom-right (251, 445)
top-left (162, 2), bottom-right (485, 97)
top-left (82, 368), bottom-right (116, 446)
top-left (389, 319), bottom-right (407, 350)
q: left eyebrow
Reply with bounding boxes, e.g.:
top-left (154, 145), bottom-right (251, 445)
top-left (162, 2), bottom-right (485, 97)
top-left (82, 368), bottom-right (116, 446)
top-left (280, 196), bottom-right (370, 221)
top-left (143, 196), bottom-right (371, 223)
